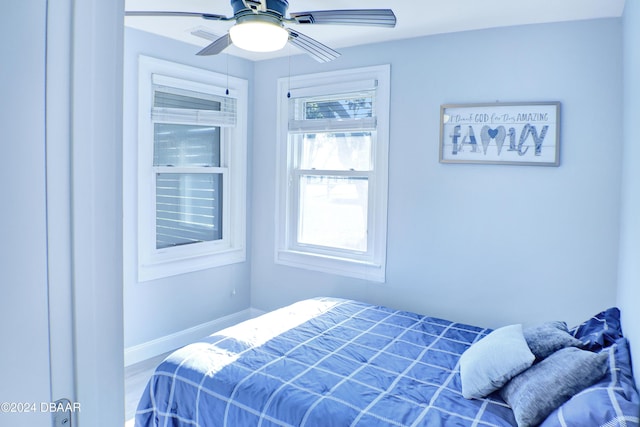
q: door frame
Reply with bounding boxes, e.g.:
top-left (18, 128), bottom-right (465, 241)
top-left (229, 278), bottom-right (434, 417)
top-left (46, 1), bottom-right (125, 425)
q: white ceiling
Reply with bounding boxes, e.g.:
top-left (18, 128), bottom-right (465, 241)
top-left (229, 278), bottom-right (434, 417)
top-left (125, 0), bottom-right (626, 61)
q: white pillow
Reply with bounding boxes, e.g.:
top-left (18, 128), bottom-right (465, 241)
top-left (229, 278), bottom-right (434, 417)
top-left (460, 324), bottom-right (535, 399)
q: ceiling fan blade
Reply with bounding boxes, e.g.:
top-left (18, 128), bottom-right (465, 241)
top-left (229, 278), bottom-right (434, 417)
top-left (196, 33), bottom-right (232, 56)
top-left (289, 9), bottom-right (396, 27)
top-left (125, 11), bottom-right (229, 21)
top-left (287, 29), bottom-right (340, 63)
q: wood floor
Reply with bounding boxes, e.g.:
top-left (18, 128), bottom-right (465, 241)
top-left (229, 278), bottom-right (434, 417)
top-left (124, 350), bottom-right (175, 425)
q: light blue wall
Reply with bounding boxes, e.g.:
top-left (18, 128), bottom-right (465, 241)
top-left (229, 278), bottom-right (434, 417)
top-left (1, 2), bottom-right (54, 423)
top-left (122, 28), bottom-right (254, 348)
top-left (123, 18), bottom-right (632, 360)
top-left (620, 1), bottom-right (640, 388)
top-left (250, 19), bottom-right (624, 329)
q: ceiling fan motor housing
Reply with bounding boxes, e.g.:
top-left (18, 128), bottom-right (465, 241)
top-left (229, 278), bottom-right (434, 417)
top-left (231, 0), bottom-right (289, 17)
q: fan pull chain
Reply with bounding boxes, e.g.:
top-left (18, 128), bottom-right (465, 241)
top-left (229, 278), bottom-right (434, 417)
top-left (225, 53), bottom-right (230, 95)
top-left (287, 46), bottom-right (291, 98)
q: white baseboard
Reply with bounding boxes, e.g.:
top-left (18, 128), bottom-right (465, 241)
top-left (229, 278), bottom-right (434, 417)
top-left (124, 307), bottom-right (265, 366)
top-left (249, 307), bottom-right (266, 318)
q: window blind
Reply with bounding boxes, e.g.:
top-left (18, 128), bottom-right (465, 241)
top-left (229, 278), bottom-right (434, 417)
top-left (152, 84), bottom-right (237, 126)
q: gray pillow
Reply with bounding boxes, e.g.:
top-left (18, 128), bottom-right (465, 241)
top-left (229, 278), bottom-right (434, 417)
top-left (523, 321), bottom-right (583, 360)
top-left (500, 347), bottom-right (609, 427)
top-left (459, 324), bottom-right (535, 399)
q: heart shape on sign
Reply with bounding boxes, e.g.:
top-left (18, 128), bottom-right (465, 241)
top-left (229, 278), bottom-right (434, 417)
top-left (480, 126), bottom-right (507, 155)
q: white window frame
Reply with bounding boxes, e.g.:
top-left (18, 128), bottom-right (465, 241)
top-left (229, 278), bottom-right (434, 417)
top-left (275, 65), bottom-right (390, 282)
top-left (137, 56), bottom-right (247, 282)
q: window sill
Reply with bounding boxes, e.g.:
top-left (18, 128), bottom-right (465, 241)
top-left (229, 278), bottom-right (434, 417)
top-left (139, 247), bottom-right (245, 282)
top-left (275, 249), bottom-right (385, 283)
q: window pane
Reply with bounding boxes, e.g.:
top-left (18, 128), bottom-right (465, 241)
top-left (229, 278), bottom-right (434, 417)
top-left (304, 96), bottom-right (373, 120)
top-left (154, 124), bottom-right (220, 167)
top-left (299, 132), bottom-right (372, 171)
top-left (156, 173), bottom-right (222, 249)
top-left (298, 175), bottom-right (368, 252)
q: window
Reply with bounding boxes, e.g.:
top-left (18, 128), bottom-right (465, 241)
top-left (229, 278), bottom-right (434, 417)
top-left (275, 65), bottom-right (390, 282)
top-left (137, 56), bottom-right (247, 281)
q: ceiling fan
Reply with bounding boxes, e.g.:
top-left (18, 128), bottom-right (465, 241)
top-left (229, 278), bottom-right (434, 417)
top-left (126, 0), bottom-right (396, 62)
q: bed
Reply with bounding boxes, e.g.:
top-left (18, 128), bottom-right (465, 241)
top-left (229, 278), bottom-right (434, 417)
top-left (135, 297), bottom-right (639, 427)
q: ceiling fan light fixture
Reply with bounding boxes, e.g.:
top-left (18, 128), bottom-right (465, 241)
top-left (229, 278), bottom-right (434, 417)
top-left (229, 16), bottom-right (288, 52)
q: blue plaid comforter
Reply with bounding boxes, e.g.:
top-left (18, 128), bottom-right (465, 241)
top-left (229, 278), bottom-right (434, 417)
top-left (135, 298), bottom-right (517, 426)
